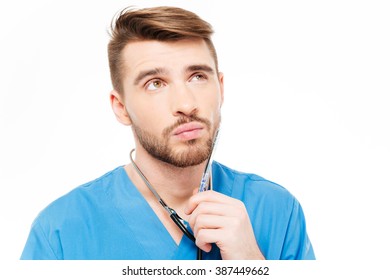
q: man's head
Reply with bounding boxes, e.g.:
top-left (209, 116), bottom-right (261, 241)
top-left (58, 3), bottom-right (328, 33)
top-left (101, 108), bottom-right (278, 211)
top-left (108, 6), bottom-right (223, 168)
top-left (108, 6), bottom-right (218, 95)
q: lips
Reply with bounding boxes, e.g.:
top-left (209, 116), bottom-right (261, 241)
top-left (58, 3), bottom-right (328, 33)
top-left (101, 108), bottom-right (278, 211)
top-left (172, 122), bottom-right (204, 140)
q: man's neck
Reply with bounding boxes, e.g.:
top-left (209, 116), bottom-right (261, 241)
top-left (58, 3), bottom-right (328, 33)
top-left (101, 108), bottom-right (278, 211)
top-left (126, 147), bottom-right (206, 210)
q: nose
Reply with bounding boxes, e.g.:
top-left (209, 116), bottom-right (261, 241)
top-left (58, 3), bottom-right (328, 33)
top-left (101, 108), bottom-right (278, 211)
top-left (170, 83), bottom-right (198, 117)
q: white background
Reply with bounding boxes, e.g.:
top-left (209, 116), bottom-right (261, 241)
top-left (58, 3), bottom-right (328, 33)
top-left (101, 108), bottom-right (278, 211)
top-left (0, 0), bottom-right (389, 276)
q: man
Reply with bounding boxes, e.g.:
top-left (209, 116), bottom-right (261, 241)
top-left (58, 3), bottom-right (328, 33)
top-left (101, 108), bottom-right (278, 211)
top-left (21, 6), bottom-right (315, 260)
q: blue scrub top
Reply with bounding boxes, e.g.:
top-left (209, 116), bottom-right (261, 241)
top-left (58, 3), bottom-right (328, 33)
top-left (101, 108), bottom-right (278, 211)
top-left (21, 162), bottom-right (315, 260)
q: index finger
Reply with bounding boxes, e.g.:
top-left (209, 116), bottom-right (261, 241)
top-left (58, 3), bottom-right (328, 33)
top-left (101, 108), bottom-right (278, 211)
top-left (184, 190), bottom-right (234, 215)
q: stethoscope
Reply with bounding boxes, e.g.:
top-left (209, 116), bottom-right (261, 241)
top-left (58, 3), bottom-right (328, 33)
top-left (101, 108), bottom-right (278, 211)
top-left (129, 128), bottom-right (220, 260)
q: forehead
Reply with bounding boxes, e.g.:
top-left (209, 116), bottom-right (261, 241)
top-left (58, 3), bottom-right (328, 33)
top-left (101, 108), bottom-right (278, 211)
top-left (121, 39), bottom-right (216, 77)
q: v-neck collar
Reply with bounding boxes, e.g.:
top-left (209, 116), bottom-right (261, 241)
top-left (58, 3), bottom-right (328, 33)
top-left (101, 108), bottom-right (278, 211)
top-left (108, 166), bottom-right (198, 259)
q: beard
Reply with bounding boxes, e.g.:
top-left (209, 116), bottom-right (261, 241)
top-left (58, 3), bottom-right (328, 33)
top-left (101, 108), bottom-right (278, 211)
top-left (132, 115), bottom-right (219, 168)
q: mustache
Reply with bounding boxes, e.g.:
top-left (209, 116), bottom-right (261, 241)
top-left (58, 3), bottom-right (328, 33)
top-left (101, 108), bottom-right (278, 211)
top-left (162, 115), bottom-right (211, 137)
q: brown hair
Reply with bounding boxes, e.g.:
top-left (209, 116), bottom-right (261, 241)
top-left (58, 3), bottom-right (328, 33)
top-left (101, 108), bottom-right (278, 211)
top-left (108, 6), bottom-right (218, 94)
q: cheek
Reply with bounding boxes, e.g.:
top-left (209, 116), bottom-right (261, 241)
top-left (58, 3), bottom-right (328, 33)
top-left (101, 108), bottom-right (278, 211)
top-left (126, 101), bottom-right (168, 131)
top-left (208, 83), bottom-right (223, 110)
top-left (204, 92), bottom-right (222, 118)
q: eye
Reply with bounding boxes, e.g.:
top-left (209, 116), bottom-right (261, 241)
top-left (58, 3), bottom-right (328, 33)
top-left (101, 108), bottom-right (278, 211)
top-left (145, 79), bottom-right (165, 91)
top-left (190, 73), bottom-right (207, 82)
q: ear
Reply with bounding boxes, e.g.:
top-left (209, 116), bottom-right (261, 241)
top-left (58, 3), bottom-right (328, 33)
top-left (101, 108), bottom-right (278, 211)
top-left (218, 72), bottom-right (225, 106)
top-left (110, 90), bottom-right (132, 126)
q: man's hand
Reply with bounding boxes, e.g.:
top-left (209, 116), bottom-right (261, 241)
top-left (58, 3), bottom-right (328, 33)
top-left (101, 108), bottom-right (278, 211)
top-left (185, 190), bottom-right (265, 260)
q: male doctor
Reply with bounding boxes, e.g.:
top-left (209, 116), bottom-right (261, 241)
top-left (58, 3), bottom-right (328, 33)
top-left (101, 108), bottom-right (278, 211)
top-left (21, 6), bottom-right (315, 260)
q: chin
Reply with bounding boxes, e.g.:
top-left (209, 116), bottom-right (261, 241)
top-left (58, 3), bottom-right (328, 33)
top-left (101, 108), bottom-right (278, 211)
top-left (167, 140), bottom-right (211, 168)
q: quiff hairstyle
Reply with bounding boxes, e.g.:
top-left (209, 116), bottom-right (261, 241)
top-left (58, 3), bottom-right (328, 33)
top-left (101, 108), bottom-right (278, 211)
top-left (108, 6), bottom-right (218, 94)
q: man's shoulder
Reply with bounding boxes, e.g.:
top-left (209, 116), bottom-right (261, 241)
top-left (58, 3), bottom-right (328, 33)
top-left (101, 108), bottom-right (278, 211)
top-left (35, 166), bottom-right (126, 222)
top-left (213, 161), bottom-right (293, 201)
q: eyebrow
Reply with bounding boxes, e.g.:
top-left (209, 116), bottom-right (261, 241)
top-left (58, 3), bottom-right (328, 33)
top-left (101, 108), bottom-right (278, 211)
top-left (185, 64), bottom-right (215, 75)
top-left (133, 67), bottom-right (167, 86)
